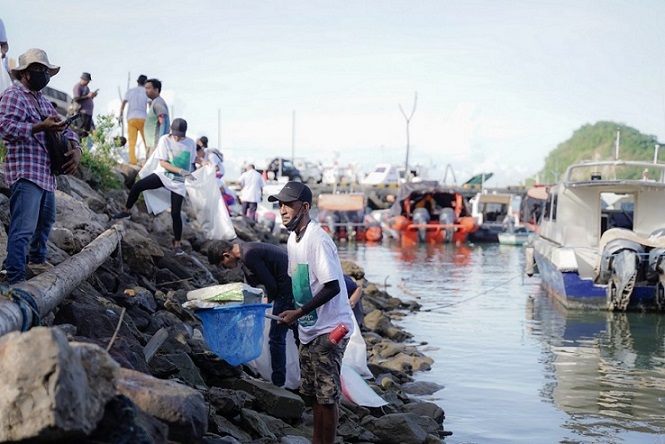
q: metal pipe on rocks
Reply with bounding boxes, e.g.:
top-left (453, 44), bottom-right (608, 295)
top-left (0, 223), bottom-right (125, 337)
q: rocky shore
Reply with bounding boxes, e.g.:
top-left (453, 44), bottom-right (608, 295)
top-left (0, 167), bottom-right (451, 444)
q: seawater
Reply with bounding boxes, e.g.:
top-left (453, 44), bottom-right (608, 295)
top-left (337, 241), bottom-right (665, 444)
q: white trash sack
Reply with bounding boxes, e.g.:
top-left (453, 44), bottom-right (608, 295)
top-left (186, 164), bottom-right (237, 240)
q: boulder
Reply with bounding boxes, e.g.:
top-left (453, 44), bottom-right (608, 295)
top-left (120, 225), bottom-right (165, 275)
top-left (208, 414), bottom-right (252, 442)
top-left (381, 352), bottom-right (434, 374)
top-left (402, 401), bottom-right (445, 426)
top-left (362, 412), bottom-right (430, 444)
top-left (364, 309), bottom-right (410, 342)
top-left (240, 408), bottom-right (277, 440)
top-left (90, 395), bottom-right (169, 444)
top-left (0, 327), bottom-right (118, 442)
top-left (225, 378), bottom-right (305, 420)
top-left (401, 381), bottom-right (445, 396)
top-left (116, 367), bottom-right (208, 442)
top-left (207, 387), bottom-right (248, 417)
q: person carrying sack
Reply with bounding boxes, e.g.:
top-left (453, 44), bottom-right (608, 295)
top-left (0, 48), bottom-right (82, 284)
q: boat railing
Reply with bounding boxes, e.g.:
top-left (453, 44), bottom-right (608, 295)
top-left (563, 160), bottom-right (665, 183)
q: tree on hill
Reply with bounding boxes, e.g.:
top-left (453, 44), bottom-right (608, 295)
top-left (537, 121), bottom-right (661, 183)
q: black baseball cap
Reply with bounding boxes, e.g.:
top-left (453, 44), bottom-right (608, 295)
top-left (268, 182), bottom-right (312, 205)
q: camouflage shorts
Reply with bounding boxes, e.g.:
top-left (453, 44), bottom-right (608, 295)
top-left (299, 334), bottom-right (348, 405)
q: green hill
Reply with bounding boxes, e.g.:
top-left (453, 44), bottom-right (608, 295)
top-left (538, 121), bottom-right (661, 183)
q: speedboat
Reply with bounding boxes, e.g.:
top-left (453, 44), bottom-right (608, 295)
top-left (381, 181), bottom-right (477, 245)
top-left (316, 192), bottom-right (382, 242)
top-left (468, 191), bottom-right (523, 242)
top-left (526, 159), bottom-right (665, 311)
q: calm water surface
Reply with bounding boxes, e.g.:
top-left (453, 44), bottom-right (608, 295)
top-left (337, 241), bottom-right (665, 444)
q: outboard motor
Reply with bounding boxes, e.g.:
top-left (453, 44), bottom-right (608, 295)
top-left (439, 208), bottom-right (456, 244)
top-left (648, 228), bottom-right (665, 310)
top-left (321, 211), bottom-right (340, 239)
top-left (412, 208), bottom-right (431, 243)
top-left (598, 235), bottom-right (644, 311)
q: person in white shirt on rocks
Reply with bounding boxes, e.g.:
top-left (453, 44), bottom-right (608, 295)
top-left (238, 163), bottom-right (264, 220)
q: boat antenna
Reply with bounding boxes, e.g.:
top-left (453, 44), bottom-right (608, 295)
top-left (614, 127), bottom-right (621, 160)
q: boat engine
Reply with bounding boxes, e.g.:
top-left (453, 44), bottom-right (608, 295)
top-left (439, 208), bottom-right (456, 244)
top-left (648, 228), bottom-right (665, 310)
top-left (412, 208), bottom-right (430, 243)
top-left (599, 238), bottom-right (644, 311)
top-left (648, 248), bottom-right (665, 310)
top-left (321, 212), bottom-right (340, 239)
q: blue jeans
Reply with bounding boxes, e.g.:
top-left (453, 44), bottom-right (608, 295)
top-left (269, 296), bottom-right (298, 386)
top-left (6, 179), bottom-right (56, 284)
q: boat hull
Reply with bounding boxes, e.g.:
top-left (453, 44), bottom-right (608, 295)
top-left (533, 246), bottom-right (658, 310)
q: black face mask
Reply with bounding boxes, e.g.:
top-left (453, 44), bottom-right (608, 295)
top-left (26, 70), bottom-right (50, 91)
top-left (285, 205), bottom-right (305, 232)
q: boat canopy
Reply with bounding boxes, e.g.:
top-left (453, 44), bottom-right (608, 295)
top-left (475, 194), bottom-right (512, 205)
top-left (389, 181), bottom-right (471, 218)
top-left (317, 193), bottom-right (365, 212)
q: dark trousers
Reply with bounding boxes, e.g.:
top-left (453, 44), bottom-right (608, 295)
top-left (269, 296), bottom-right (299, 386)
top-left (126, 173), bottom-right (185, 241)
top-left (242, 201), bottom-right (258, 220)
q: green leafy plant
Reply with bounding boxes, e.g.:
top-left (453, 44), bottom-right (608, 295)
top-left (78, 114), bottom-right (123, 190)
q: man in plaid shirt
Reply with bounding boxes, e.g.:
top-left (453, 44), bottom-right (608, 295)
top-left (0, 48), bottom-right (81, 284)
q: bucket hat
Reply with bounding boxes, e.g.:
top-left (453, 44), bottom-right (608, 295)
top-left (81, 72), bottom-right (92, 81)
top-left (11, 48), bottom-right (60, 78)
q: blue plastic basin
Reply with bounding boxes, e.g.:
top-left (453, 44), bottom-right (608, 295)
top-left (197, 303), bottom-right (271, 366)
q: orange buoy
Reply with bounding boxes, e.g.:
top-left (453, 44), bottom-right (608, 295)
top-left (458, 216), bottom-right (478, 233)
top-left (366, 226), bottom-right (383, 242)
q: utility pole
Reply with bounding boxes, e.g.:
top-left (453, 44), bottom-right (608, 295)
top-left (399, 92), bottom-right (417, 183)
top-left (217, 108), bottom-right (222, 149)
top-left (291, 110), bottom-right (296, 162)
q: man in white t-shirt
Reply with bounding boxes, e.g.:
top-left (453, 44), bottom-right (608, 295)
top-left (238, 164), bottom-right (264, 220)
top-left (119, 74), bottom-right (150, 165)
top-left (112, 118), bottom-right (197, 255)
top-left (270, 181), bottom-right (354, 444)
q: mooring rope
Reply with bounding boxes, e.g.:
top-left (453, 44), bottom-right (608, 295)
top-left (0, 286), bottom-right (41, 331)
top-left (420, 274), bottom-right (522, 312)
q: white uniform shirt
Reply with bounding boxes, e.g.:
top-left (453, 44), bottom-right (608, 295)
top-left (238, 168), bottom-right (264, 203)
top-left (153, 135), bottom-right (197, 197)
top-left (287, 221), bottom-right (355, 344)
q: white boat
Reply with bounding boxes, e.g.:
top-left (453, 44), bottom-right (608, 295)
top-left (526, 158), bottom-right (665, 311)
top-left (468, 191), bottom-right (523, 243)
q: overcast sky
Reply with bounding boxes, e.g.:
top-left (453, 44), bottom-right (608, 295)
top-left (5, 0), bottom-right (665, 183)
